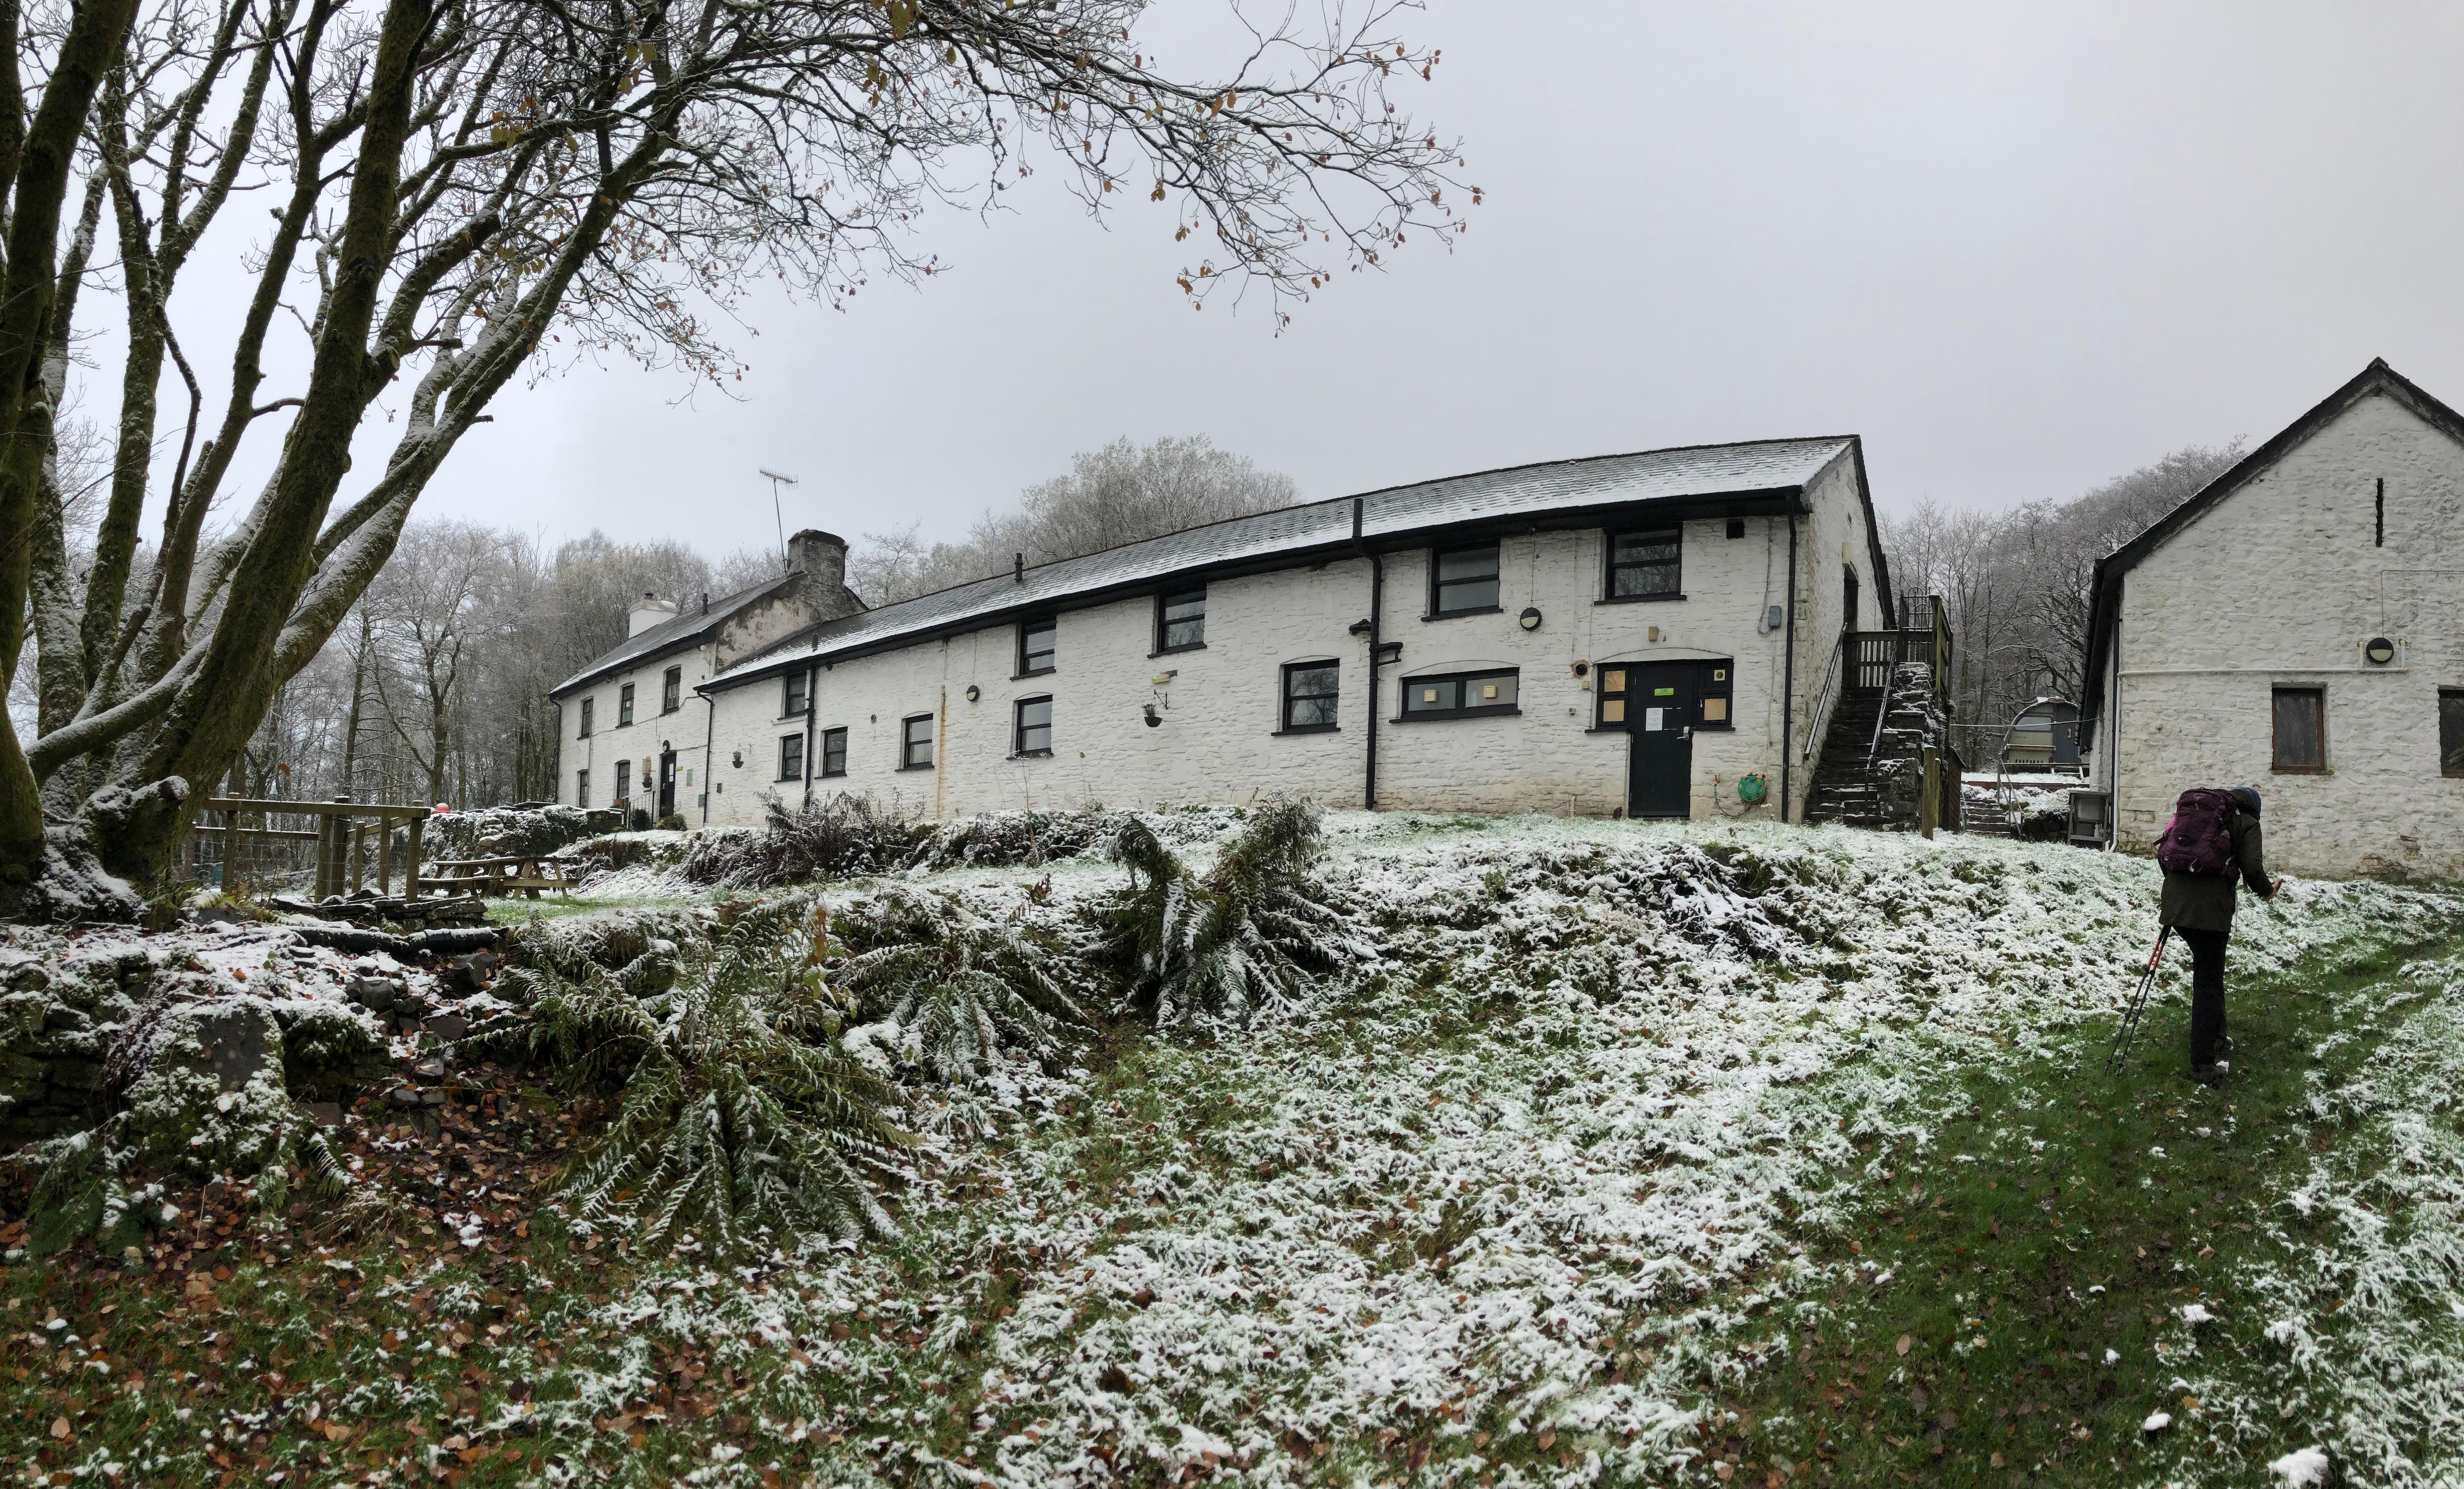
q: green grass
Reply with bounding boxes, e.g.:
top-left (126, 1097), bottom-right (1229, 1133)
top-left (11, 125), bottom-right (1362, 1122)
top-left (1710, 931), bottom-right (2464, 1488)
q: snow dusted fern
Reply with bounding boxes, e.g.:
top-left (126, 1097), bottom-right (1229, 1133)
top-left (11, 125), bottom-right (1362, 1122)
top-left (832, 885), bottom-right (1087, 1084)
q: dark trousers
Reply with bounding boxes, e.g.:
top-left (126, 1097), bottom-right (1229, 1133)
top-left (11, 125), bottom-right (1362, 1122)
top-left (2178, 926), bottom-right (2229, 1068)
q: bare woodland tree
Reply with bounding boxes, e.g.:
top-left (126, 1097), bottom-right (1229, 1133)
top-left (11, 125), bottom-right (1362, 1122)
top-left (0, 0), bottom-right (1469, 904)
top-left (851, 433), bottom-right (1298, 605)
top-left (1883, 441), bottom-right (2243, 753)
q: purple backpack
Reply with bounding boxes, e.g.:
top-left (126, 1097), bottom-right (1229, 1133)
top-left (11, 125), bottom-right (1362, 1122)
top-left (2156, 788), bottom-right (2240, 878)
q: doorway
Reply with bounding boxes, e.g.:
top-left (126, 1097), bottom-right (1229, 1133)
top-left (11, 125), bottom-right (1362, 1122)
top-left (657, 749), bottom-right (677, 820)
top-left (1843, 564), bottom-right (1860, 631)
top-left (1624, 662), bottom-right (1697, 819)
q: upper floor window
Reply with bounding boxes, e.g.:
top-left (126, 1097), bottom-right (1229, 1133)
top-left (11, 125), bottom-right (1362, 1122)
top-left (1400, 668), bottom-right (1520, 720)
top-left (1014, 696), bottom-right (1054, 756)
top-left (778, 733), bottom-right (805, 781)
top-left (662, 667), bottom-right (682, 714)
top-left (1156, 587), bottom-right (1206, 653)
top-left (820, 726), bottom-right (849, 778)
top-left (1281, 661), bottom-right (1340, 733)
top-left (784, 670), bottom-right (810, 717)
top-left (1430, 544), bottom-right (1500, 617)
top-left (901, 713), bottom-right (935, 770)
top-left (2272, 687), bottom-right (2326, 772)
top-left (1020, 615), bottom-right (1058, 676)
top-left (618, 683), bottom-right (636, 727)
top-left (577, 697), bottom-right (594, 738)
top-left (1606, 528), bottom-right (1682, 600)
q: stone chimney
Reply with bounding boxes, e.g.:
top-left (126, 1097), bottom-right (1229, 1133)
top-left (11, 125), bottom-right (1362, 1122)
top-left (628, 591), bottom-right (679, 637)
top-left (785, 529), bottom-right (852, 608)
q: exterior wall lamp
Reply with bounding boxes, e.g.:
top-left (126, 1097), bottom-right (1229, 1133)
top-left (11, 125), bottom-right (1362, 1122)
top-left (1519, 607), bottom-right (1543, 631)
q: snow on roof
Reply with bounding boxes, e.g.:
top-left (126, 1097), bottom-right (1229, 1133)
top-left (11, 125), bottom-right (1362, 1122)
top-left (709, 437), bottom-right (1856, 689)
top-left (550, 575), bottom-right (794, 699)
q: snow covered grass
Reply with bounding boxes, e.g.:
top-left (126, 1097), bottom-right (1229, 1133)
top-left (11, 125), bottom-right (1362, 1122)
top-left (8, 812), bottom-right (2463, 1488)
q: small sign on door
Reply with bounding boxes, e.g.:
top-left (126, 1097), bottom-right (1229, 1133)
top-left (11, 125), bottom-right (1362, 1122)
top-left (1644, 707), bottom-right (1665, 731)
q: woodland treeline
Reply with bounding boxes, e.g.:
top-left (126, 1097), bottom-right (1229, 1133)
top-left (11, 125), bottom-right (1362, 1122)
top-left (1883, 441), bottom-right (2244, 761)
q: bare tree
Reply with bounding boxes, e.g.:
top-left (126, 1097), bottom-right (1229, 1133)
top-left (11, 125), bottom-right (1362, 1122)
top-left (368, 521), bottom-right (505, 806)
top-left (0, 0), bottom-right (1469, 905)
top-left (851, 434), bottom-right (1299, 605)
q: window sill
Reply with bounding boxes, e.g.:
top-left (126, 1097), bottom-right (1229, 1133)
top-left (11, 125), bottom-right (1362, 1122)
top-left (1013, 668), bottom-right (1056, 681)
top-left (2271, 765), bottom-right (2330, 775)
top-left (896, 764), bottom-right (934, 773)
top-left (775, 715), bottom-right (809, 724)
top-left (1421, 606), bottom-right (1503, 622)
top-left (1595, 593), bottom-right (1687, 606)
top-left (775, 777), bottom-right (802, 785)
top-left (1393, 708), bottom-right (1523, 723)
top-left (661, 706), bottom-right (683, 716)
top-left (1273, 724), bottom-right (1340, 736)
top-left (1150, 643), bottom-right (1207, 658)
top-left (819, 771), bottom-right (847, 780)
top-left (1009, 749), bottom-right (1054, 761)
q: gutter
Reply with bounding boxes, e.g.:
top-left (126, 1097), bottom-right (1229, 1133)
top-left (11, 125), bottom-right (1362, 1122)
top-left (1779, 511), bottom-right (1799, 822)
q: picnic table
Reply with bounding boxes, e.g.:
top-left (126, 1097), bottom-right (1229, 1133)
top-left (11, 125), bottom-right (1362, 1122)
top-left (420, 854), bottom-right (580, 900)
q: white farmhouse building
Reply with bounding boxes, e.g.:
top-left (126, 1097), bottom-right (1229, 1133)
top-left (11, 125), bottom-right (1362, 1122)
top-left (2083, 359), bottom-right (2464, 879)
top-left (677, 438), bottom-right (1892, 825)
top-left (548, 530), bottom-right (865, 820)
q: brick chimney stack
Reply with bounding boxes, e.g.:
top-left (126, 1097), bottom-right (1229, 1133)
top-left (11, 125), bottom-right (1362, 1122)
top-left (785, 529), bottom-right (849, 603)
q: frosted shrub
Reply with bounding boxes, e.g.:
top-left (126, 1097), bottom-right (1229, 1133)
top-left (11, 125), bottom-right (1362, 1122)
top-left (507, 893), bottom-right (910, 1255)
top-left (1095, 796), bottom-right (1371, 1030)
top-left (832, 886), bottom-right (1088, 1084)
top-left (678, 794), bottom-right (931, 888)
top-left (907, 807), bottom-right (1128, 872)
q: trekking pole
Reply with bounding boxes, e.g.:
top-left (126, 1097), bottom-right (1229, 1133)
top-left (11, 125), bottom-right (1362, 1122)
top-left (2105, 925), bottom-right (2174, 1074)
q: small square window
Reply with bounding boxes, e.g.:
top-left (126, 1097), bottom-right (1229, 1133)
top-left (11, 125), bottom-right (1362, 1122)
top-left (1282, 661), bottom-right (1340, 732)
top-left (1430, 544), bottom-right (1500, 616)
top-left (779, 733), bottom-right (805, 781)
top-left (618, 683), bottom-right (635, 727)
top-left (1607, 528), bottom-right (1682, 599)
top-left (2272, 687), bottom-right (2326, 772)
top-left (784, 671), bottom-right (810, 716)
top-left (662, 667), bottom-right (682, 713)
top-left (1014, 696), bottom-right (1053, 755)
top-left (2440, 691), bottom-right (2464, 777)
top-left (901, 713), bottom-right (935, 769)
top-left (820, 727), bottom-right (848, 778)
top-left (1020, 616), bottom-right (1057, 676)
top-left (1157, 587), bottom-right (1206, 652)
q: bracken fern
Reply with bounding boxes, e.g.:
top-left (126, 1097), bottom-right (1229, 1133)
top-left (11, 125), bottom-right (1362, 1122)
top-left (833, 885), bottom-right (1087, 1083)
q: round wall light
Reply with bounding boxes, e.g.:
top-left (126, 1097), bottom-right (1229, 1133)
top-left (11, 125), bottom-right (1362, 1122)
top-left (1518, 606), bottom-right (1543, 631)
top-left (2365, 636), bottom-right (2396, 666)
top-left (964, 683), bottom-right (982, 702)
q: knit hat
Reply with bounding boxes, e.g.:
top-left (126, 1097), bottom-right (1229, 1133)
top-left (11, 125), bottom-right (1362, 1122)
top-left (2229, 785), bottom-right (2261, 816)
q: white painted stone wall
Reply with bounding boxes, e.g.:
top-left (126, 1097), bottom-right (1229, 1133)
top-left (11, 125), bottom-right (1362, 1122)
top-left (2090, 388), bottom-right (2464, 879)
top-left (559, 643), bottom-right (718, 816)
top-left (700, 464), bottom-right (1882, 825)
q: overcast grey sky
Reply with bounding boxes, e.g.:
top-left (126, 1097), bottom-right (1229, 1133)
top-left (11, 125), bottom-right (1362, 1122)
top-left (189, 1), bottom-right (2464, 562)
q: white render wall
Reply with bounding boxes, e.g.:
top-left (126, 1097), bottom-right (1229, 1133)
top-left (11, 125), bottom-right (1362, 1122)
top-left (2091, 389), bottom-right (2464, 879)
top-left (558, 643), bottom-right (718, 815)
top-left (700, 483), bottom-right (1882, 825)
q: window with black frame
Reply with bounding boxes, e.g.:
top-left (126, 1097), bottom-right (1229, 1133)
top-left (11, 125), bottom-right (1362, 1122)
top-left (2441, 691), bottom-right (2464, 777)
top-left (778, 733), bottom-right (805, 781)
top-left (1157, 587), bottom-right (1206, 652)
top-left (577, 698), bottom-right (594, 738)
top-left (901, 713), bottom-right (935, 769)
top-left (1430, 544), bottom-right (1500, 616)
top-left (1606, 528), bottom-right (1682, 599)
top-left (1281, 661), bottom-right (1340, 732)
top-left (576, 769), bottom-right (590, 807)
top-left (1014, 696), bottom-right (1053, 755)
top-left (1400, 669), bottom-right (1519, 719)
top-left (1019, 615), bottom-right (1057, 676)
top-left (618, 683), bottom-right (636, 726)
top-left (662, 667), bottom-right (682, 713)
top-left (821, 727), bottom-right (848, 778)
top-left (2272, 687), bottom-right (2326, 772)
top-left (784, 670), bottom-right (810, 716)
top-left (1697, 664), bottom-right (1733, 728)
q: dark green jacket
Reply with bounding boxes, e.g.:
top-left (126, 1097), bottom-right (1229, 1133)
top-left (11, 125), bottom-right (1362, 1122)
top-left (2158, 808), bottom-right (2273, 933)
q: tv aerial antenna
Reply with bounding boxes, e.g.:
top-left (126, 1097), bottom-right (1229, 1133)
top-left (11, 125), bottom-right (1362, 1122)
top-left (759, 468), bottom-right (799, 573)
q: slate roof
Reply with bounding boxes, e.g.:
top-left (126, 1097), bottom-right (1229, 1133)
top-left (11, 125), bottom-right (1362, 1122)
top-left (709, 437), bottom-right (1866, 691)
top-left (550, 575), bottom-right (795, 698)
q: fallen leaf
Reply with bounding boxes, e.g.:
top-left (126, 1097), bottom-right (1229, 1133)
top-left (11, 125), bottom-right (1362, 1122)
top-left (49, 1418), bottom-right (70, 1440)
top-left (1895, 1334), bottom-right (1912, 1357)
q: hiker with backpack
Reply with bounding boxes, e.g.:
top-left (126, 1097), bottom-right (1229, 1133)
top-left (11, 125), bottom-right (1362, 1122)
top-left (2155, 785), bottom-right (2277, 1087)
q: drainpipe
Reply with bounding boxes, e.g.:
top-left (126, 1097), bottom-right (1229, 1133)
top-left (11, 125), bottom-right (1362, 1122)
top-left (1779, 511), bottom-right (1800, 822)
top-left (700, 690), bottom-right (716, 826)
top-left (801, 665), bottom-right (817, 811)
top-left (1355, 496), bottom-right (1383, 811)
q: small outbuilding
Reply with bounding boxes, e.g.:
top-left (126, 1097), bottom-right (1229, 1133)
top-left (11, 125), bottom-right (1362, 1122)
top-left (2001, 698), bottom-right (2080, 772)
